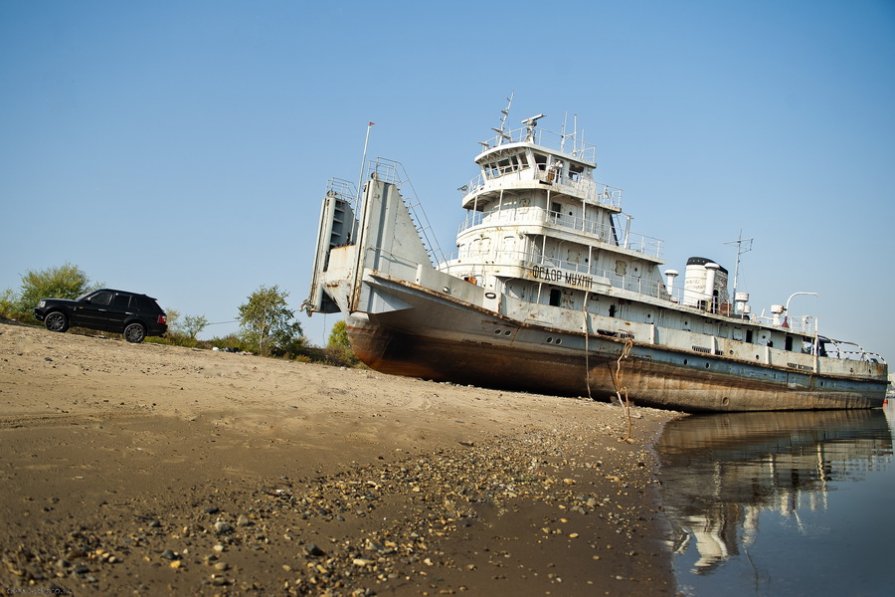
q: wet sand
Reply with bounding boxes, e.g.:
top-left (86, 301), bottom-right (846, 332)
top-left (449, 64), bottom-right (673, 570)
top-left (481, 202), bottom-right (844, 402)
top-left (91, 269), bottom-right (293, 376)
top-left (0, 322), bottom-right (680, 595)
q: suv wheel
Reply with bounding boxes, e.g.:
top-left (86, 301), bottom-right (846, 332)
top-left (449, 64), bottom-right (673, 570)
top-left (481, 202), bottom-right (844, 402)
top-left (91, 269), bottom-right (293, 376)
top-left (45, 311), bottom-right (69, 333)
top-left (124, 322), bottom-right (146, 343)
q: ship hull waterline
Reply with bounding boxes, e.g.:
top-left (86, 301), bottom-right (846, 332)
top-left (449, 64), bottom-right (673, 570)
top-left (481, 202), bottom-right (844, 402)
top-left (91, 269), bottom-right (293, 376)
top-left (345, 278), bottom-right (885, 413)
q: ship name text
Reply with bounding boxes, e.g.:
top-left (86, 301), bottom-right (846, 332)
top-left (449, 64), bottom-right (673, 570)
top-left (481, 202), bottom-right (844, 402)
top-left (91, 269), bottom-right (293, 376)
top-left (528, 266), bottom-right (593, 288)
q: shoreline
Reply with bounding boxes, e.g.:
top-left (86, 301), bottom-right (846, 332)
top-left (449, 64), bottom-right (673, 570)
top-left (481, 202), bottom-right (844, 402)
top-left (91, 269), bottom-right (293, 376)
top-left (0, 322), bottom-right (681, 595)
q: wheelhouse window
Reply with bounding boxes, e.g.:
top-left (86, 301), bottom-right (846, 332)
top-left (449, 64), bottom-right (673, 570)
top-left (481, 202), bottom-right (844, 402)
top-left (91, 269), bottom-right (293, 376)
top-left (484, 152), bottom-right (529, 178)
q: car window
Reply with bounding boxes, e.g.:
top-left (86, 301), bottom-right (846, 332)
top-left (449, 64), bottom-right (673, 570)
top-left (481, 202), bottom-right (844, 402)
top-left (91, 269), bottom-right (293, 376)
top-left (112, 294), bottom-right (131, 310)
top-left (88, 291), bottom-right (114, 306)
top-left (138, 296), bottom-right (162, 313)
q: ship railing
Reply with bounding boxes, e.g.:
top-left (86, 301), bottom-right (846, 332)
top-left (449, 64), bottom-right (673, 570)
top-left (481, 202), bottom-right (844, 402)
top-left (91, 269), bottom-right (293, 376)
top-left (663, 289), bottom-right (821, 331)
top-left (364, 157), bottom-right (447, 266)
top-left (820, 340), bottom-right (887, 364)
top-left (588, 266), bottom-right (669, 296)
top-left (462, 169), bottom-right (622, 210)
top-left (661, 287), bottom-right (745, 317)
top-left (749, 313), bottom-right (818, 335)
top-left (480, 126), bottom-right (597, 163)
top-left (532, 165), bottom-right (624, 210)
top-left (325, 178), bottom-right (360, 211)
top-left (457, 208), bottom-right (663, 259)
top-left (442, 248), bottom-right (670, 297)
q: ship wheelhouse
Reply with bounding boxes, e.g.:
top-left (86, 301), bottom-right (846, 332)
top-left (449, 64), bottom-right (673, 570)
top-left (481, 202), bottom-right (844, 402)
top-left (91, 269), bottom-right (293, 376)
top-left (444, 115), bottom-right (668, 317)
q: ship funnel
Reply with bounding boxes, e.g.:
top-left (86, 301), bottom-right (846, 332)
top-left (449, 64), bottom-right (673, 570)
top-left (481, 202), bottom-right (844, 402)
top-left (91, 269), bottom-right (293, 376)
top-left (683, 257), bottom-right (730, 312)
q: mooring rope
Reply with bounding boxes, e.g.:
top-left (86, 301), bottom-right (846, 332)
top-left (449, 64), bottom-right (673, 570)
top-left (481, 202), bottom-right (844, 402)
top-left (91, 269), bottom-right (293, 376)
top-left (583, 292), bottom-right (593, 401)
top-left (614, 337), bottom-right (635, 440)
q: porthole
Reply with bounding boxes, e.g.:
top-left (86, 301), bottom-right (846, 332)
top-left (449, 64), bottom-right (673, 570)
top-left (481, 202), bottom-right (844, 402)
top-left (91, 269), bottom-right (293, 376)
top-left (504, 330), bottom-right (511, 336)
top-left (546, 337), bottom-right (553, 343)
top-left (683, 358), bottom-right (688, 365)
top-left (555, 338), bottom-right (563, 345)
top-left (705, 362), bottom-right (710, 369)
top-left (493, 329), bottom-right (501, 335)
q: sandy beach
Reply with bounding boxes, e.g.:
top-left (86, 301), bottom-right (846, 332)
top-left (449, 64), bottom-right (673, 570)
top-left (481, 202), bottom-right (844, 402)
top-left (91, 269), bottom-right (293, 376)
top-left (0, 322), bottom-right (680, 595)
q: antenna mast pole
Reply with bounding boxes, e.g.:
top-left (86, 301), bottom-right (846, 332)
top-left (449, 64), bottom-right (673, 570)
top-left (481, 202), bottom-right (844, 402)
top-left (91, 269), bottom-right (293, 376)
top-left (725, 230), bottom-right (753, 314)
top-left (356, 121), bottom-right (375, 208)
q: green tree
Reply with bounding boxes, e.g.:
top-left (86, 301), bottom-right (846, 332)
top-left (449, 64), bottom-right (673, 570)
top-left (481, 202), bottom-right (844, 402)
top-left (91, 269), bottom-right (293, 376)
top-left (165, 308), bottom-right (181, 331)
top-left (157, 308), bottom-right (209, 347)
top-left (182, 314), bottom-right (209, 340)
top-left (0, 288), bottom-right (17, 321)
top-left (18, 264), bottom-right (91, 312)
top-left (237, 285), bottom-right (303, 357)
top-left (327, 319), bottom-right (357, 365)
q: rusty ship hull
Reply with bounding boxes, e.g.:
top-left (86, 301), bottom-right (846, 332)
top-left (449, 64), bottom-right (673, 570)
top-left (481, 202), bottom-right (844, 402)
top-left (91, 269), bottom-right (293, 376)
top-left (343, 275), bottom-right (885, 412)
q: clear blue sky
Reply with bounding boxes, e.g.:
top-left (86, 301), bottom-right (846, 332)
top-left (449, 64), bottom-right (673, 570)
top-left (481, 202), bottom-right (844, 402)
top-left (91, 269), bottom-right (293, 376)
top-left (2, 1), bottom-right (894, 361)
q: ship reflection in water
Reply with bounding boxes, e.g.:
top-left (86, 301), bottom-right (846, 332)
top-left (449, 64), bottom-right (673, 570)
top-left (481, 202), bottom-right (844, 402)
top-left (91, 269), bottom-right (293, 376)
top-left (656, 404), bottom-right (895, 596)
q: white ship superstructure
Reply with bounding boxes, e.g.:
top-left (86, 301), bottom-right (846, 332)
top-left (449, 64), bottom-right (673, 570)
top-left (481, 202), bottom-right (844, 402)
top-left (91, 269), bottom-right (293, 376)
top-left (305, 107), bottom-right (887, 411)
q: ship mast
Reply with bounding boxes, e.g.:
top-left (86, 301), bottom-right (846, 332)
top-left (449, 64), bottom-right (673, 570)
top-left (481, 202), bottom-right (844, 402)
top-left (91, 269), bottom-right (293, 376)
top-left (483, 93), bottom-right (514, 149)
top-left (725, 230), bottom-right (753, 314)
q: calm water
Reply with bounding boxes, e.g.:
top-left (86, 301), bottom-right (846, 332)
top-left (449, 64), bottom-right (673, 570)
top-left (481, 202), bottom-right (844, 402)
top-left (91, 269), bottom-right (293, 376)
top-left (656, 402), bottom-right (895, 597)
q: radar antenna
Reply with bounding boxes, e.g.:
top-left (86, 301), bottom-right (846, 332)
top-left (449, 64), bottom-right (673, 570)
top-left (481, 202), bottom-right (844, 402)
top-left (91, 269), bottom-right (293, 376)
top-left (521, 113), bottom-right (545, 142)
top-left (725, 230), bottom-right (753, 313)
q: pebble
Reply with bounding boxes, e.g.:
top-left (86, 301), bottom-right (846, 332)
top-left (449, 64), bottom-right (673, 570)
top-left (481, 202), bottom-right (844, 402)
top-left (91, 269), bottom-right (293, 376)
top-left (211, 574), bottom-right (230, 586)
top-left (213, 521), bottom-right (234, 535)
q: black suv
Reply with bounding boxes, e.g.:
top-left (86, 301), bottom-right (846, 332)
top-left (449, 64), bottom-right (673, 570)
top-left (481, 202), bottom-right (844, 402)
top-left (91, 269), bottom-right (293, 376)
top-left (34, 289), bottom-right (168, 343)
